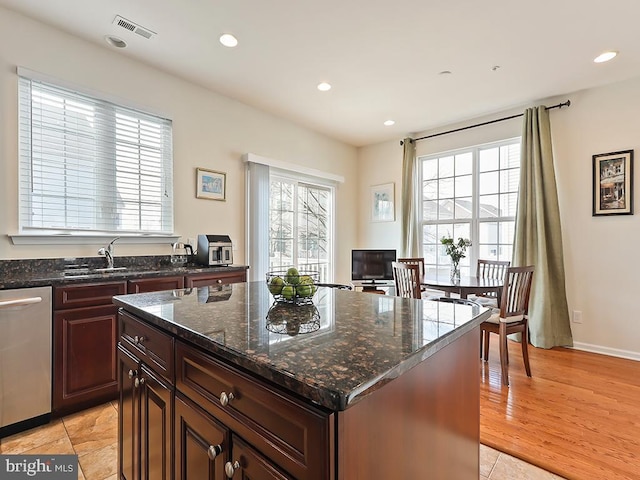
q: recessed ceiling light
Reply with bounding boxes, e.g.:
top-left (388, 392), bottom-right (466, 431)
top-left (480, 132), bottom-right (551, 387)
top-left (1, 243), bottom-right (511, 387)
top-left (594, 51), bottom-right (618, 63)
top-left (317, 82), bottom-right (332, 92)
top-left (104, 35), bottom-right (127, 48)
top-left (383, 120), bottom-right (395, 126)
top-left (438, 70), bottom-right (452, 75)
top-left (491, 65), bottom-right (501, 72)
top-left (219, 33), bottom-right (238, 48)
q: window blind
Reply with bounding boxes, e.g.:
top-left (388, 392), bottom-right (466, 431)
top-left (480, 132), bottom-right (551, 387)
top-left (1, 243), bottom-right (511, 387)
top-left (18, 76), bottom-right (174, 235)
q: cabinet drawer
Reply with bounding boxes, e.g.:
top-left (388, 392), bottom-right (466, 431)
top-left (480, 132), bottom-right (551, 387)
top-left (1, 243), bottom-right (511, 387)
top-left (55, 281), bottom-right (127, 309)
top-left (184, 271), bottom-right (246, 288)
top-left (119, 310), bottom-right (174, 381)
top-left (127, 275), bottom-right (185, 294)
top-left (176, 342), bottom-right (331, 480)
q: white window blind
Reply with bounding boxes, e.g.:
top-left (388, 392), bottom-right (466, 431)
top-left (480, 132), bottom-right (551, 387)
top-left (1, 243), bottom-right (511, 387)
top-left (18, 76), bottom-right (174, 235)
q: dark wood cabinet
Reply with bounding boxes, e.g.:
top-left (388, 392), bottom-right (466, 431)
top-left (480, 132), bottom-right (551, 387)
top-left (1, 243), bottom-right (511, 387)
top-left (175, 394), bottom-right (228, 480)
top-left (185, 270), bottom-right (246, 288)
top-left (118, 313), bottom-right (174, 480)
top-left (128, 275), bottom-right (185, 293)
top-left (53, 281), bottom-right (126, 416)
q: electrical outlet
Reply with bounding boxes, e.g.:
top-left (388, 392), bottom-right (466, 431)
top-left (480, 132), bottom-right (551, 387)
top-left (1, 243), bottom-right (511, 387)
top-left (572, 310), bottom-right (583, 324)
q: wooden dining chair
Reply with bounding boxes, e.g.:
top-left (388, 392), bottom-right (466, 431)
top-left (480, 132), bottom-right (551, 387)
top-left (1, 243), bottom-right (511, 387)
top-left (392, 261), bottom-right (422, 299)
top-left (474, 259), bottom-right (511, 306)
top-left (397, 257), bottom-right (425, 279)
top-left (480, 265), bottom-right (534, 386)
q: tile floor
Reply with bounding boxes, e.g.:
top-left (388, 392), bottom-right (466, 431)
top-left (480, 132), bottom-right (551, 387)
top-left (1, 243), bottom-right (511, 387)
top-left (1, 401), bottom-right (563, 480)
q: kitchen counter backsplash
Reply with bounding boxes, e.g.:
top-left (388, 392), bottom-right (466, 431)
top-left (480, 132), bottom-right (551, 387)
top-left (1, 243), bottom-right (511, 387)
top-left (0, 256), bottom-right (247, 289)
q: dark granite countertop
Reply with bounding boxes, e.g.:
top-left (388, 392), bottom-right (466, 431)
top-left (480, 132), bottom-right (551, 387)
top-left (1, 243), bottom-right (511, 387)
top-left (113, 281), bottom-right (490, 411)
top-left (0, 256), bottom-right (248, 289)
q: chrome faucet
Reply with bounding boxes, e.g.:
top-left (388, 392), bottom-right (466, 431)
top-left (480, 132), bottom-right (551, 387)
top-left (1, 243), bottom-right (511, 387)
top-left (98, 237), bottom-right (120, 269)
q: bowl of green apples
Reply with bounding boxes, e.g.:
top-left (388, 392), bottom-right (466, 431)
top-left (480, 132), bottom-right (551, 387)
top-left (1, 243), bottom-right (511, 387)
top-left (266, 268), bottom-right (319, 305)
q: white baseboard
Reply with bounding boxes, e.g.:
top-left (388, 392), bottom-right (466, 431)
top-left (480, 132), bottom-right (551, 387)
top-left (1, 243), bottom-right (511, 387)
top-left (570, 342), bottom-right (640, 362)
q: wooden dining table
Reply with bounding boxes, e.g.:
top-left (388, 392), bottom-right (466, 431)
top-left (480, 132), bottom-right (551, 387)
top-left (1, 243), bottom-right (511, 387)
top-left (421, 273), bottom-right (503, 301)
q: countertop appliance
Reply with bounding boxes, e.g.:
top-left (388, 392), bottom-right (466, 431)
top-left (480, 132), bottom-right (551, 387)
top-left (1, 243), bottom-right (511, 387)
top-left (196, 234), bottom-right (233, 266)
top-left (0, 286), bottom-right (52, 438)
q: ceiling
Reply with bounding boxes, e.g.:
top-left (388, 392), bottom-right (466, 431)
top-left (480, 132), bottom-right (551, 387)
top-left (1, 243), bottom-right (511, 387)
top-left (2, 0), bottom-right (640, 147)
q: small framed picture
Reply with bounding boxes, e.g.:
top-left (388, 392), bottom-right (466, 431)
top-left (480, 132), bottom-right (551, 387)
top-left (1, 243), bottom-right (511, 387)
top-left (196, 168), bottom-right (226, 201)
top-left (371, 182), bottom-right (395, 222)
top-left (592, 150), bottom-right (633, 216)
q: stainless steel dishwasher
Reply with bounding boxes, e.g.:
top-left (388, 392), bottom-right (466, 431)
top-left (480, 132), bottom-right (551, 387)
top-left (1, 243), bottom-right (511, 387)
top-left (0, 286), bottom-right (52, 437)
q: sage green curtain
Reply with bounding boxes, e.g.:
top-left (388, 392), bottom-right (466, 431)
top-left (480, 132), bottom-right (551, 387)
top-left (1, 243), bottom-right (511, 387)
top-left (401, 138), bottom-right (419, 257)
top-left (513, 106), bottom-right (573, 348)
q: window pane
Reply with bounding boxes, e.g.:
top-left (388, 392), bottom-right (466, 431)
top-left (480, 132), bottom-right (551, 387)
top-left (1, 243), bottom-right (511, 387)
top-left (479, 147), bottom-right (499, 172)
top-left (479, 244), bottom-right (498, 261)
top-left (500, 144), bottom-right (520, 169)
top-left (499, 221), bottom-right (516, 244)
top-left (439, 156), bottom-right (454, 178)
top-left (423, 159), bottom-right (438, 181)
top-left (499, 193), bottom-right (518, 217)
top-left (423, 180), bottom-right (437, 201)
top-left (479, 171), bottom-right (499, 195)
top-left (455, 197), bottom-right (472, 219)
top-left (439, 177), bottom-right (454, 198)
top-left (479, 222), bottom-right (498, 243)
top-left (455, 152), bottom-right (473, 175)
top-left (479, 194), bottom-right (499, 218)
top-left (500, 168), bottom-right (520, 192)
top-left (438, 200), bottom-right (453, 220)
top-left (455, 174), bottom-right (472, 197)
top-left (423, 200), bottom-right (438, 220)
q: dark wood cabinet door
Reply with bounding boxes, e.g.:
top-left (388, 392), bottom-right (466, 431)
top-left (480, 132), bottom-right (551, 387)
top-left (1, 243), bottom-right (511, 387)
top-left (53, 304), bottom-right (119, 415)
top-left (128, 276), bottom-right (185, 294)
top-left (175, 395), bottom-right (229, 480)
top-left (228, 436), bottom-right (294, 480)
top-left (140, 365), bottom-right (173, 480)
top-left (118, 346), bottom-right (140, 480)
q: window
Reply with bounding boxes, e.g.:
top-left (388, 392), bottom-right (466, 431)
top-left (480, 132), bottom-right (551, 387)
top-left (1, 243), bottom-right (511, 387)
top-left (18, 75), bottom-right (173, 235)
top-left (420, 139), bottom-right (520, 276)
top-left (269, 175), bottom-right (333, 282)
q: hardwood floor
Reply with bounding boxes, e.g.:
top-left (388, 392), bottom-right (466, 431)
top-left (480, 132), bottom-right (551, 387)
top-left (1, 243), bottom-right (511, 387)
top-left (480, 338), bottom-right (640, 480)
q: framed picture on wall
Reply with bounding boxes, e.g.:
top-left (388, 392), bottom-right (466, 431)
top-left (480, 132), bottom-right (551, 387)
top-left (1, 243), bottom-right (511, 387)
top-left (592, 150), bottom-right (633, 216)
top-left (196, 168), bottom-right (226, 201)
top-left (371, 182), bottom-right (395, 222)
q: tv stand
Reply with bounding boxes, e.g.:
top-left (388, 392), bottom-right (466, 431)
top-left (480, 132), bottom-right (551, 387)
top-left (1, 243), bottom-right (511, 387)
top-left (352, 280), bottom-right (394, 295)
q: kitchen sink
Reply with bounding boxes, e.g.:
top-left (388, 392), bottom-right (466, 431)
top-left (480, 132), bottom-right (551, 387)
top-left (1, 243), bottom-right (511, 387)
top-left (62, 266), bottom-right (128, 278)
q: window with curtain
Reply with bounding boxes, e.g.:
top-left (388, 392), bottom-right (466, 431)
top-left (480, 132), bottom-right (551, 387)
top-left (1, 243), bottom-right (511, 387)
top-left (420, 138), bottom-right (520, 276)
top-left (269, 175), bottom-right (333, 282)
top-left (18, 75), bottom-right (173, 235)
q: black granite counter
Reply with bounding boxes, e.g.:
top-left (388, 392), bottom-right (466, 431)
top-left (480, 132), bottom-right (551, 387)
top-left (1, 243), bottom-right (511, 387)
top-left (113, 282), bottom-right (490, 411)
top-left (0, 255), bottom-right (248, 289)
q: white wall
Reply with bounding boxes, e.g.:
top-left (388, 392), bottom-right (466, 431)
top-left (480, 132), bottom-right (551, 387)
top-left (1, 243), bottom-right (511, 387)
top-left (358, 77), bottom-right (640, 359)
top-left (0, 7), bottom-right (359, 282)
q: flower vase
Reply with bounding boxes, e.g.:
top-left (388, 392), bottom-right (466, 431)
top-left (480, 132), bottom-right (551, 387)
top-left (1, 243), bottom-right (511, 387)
top-left (450, 262), bottom-right (461, 282)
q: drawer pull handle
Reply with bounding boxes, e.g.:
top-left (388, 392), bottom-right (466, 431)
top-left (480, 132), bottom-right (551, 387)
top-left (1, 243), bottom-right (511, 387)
top-left (134, 335), bottom-right (145, 344)
top-left (207, 444), bottom-right (223, 461)
top-left (219, 392), bottom-right (235, 406)
top-left (224, 461), bottom-right (240, 478)
top-left (134, 377), bottom-right (145, 388)
top-left (128, 369), bottom-right (137, 379)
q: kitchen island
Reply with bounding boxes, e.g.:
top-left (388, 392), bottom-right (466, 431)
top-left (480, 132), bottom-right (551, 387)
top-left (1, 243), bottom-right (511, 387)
top-left (113, 281), bottom-right (490, 479)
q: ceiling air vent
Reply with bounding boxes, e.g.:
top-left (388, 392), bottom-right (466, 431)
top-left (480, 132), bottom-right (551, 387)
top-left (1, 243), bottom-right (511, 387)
top-left (112, 15), bottom-right (156, 40)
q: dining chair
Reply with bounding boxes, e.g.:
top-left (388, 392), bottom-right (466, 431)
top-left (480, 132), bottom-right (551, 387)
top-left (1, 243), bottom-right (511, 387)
top-left (480, 265), bottom-right (534, 386)
top-left (392, 261), bottom-right (422, 299)
top-left (474, 259), bottom-right (511, 307)
top-left (398, 257), bottom-right (442, 297)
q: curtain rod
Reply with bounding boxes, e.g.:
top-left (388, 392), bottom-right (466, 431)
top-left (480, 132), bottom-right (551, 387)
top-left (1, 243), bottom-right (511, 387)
top-left (400, 100), bottom-right (571, 145)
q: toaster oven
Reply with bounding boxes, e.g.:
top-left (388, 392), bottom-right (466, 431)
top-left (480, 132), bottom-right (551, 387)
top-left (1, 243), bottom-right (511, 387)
top-left (196, 235), bottom-right (234, 266)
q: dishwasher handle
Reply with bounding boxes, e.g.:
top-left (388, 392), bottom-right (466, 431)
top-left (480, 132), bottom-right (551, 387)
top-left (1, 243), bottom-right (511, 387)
top-left (0, 296), bottom-right (43, 309)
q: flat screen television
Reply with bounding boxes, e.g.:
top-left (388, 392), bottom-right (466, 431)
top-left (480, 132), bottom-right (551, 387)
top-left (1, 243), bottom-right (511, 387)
top-left (351, 249), bottom-right (397, 283)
